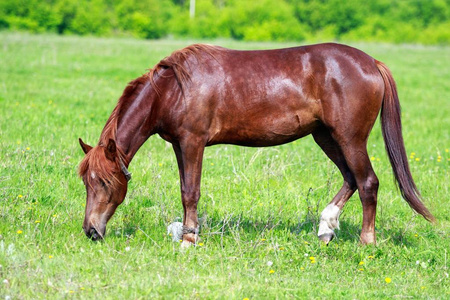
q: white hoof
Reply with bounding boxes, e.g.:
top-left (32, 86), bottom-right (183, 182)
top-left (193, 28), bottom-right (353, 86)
top-left (318, 220), bottom-right (335, 237)
top-left (180, 240), bottom-right (193, 248)
top-left (318, 233), bottom-right (335, 244)
top-left (317, 204), bottom-right (340, 241)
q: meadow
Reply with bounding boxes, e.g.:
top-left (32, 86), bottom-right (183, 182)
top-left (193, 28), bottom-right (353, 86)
top-left (0, 32), bottom-right (449, 299)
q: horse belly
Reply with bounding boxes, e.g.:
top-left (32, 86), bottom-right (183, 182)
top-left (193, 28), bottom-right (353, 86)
top-left (208, 109), bottom-right (319, 147)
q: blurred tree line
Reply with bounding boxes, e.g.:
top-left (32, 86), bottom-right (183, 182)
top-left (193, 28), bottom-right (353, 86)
top-left (1, 0), bottom-right (449, 44)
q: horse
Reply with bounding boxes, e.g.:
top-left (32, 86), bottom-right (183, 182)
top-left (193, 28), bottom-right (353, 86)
top-left (78, 43), bottom-right (434, 246)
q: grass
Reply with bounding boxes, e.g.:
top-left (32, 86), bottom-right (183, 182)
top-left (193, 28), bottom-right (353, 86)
top-left (0, 32), bottom-right (449, 299)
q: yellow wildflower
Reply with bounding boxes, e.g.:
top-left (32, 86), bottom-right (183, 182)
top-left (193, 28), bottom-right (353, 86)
top-left (359, 261), bottom-right (364, 265)
top-left (17, 230), bottom-right (23, 234)
top-left (385, 277), bottom-right (392, 284)
top-left (35, 220), bottom-right (40, 224)
top-left (198, 243), bottom-right (204, 246)
top-left (18, 195), bottom-right (23, 198)
top-left (269, 269), bottom-right (275, 274)
top-left (49, 255), bottom-right (53, 259)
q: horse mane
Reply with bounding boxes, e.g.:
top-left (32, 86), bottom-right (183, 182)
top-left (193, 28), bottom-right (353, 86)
top-left (98, 44), bottom-right (218, 145)
top-left (79, 44), bottom-right (218, 186)
top-left (78, 78), bottom-right (146, 186)
top-left (148, 44), bottom-right (219, 94)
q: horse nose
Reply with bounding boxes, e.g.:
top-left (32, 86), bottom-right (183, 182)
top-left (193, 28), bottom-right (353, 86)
top-left (83, 226), bottom-right (102, 241)
top-left (90, 228), bottom-right (101, 241)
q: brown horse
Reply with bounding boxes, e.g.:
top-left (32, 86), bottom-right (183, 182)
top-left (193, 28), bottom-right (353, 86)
top-left (78, 43), bottom-right (434, 246)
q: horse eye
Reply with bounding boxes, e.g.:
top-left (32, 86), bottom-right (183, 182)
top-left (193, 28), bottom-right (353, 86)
top-left (99, 180), bottom-right (106, 188)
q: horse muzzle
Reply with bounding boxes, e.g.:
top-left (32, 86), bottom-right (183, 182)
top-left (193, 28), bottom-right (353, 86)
top-left (83, 225), bottom-right (105, 241)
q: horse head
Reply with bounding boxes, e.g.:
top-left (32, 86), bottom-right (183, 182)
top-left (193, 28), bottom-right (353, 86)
top-left (78, 138), bottom-right (130, 240)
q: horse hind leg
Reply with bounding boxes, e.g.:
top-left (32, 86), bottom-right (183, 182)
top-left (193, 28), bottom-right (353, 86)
top-left (339, 143), bottom-right (379, 244)
top-left (312, 129), bottom-right (357, 244)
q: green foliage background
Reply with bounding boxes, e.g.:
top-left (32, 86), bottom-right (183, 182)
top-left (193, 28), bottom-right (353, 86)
top-left (1, 0), bottom-right (450, 44)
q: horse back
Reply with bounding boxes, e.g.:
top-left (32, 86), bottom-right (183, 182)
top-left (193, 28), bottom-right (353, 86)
top-left (159, 44), bottom-right (384, 146)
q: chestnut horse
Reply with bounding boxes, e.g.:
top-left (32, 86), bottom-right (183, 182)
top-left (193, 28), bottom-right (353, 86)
top-left (78, 43), bottom-right (434, 245)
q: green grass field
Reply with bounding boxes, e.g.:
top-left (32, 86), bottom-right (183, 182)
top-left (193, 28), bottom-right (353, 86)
top-left (0, 32), bottom-right (449, 299)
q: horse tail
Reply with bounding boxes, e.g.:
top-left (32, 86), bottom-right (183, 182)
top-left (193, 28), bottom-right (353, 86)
top-left (376, 60), bottom-right (435, 222)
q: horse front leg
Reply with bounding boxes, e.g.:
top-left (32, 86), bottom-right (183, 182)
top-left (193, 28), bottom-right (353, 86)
top-left (172, 140), bottom-right (205, 247)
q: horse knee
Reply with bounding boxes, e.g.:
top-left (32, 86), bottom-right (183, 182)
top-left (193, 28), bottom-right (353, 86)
top-left (365, 174), bottom-right (379, 192)
top-left (361, 174), bottom-right (379, 203)
top-left (181, 189), bottom-right (201, 208)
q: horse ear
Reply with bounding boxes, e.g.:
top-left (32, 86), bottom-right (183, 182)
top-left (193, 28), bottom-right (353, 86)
top-left (105, 139), bottom-right (117, 161)
top-left (79, 138), bottom-right (93, 154)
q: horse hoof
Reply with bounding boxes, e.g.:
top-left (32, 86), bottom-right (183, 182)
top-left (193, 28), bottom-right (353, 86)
top-left (318, 233), bottom-right (334, 245)
top-left (180, 240), bottom-right (193, 248)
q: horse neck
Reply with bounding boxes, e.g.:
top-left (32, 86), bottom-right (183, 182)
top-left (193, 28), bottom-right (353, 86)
top-left (115, 82), bottom-right (159, 164)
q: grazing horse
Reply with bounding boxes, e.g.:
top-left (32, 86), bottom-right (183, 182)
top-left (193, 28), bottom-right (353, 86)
top-left (78, 43), bottom-right (434, 246)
